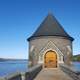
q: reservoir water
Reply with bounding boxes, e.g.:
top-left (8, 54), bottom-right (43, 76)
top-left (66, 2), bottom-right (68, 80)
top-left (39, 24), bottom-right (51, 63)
top-left (0, 60), bottom-right (28, 77)
top-left (71, 62), bottom-right (80, 72)
top-left (0, 61), bottom-right (80, 77)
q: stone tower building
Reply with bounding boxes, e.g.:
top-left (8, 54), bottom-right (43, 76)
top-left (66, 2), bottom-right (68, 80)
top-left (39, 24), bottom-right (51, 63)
top-left (27, 13), bottom-right (74, 68)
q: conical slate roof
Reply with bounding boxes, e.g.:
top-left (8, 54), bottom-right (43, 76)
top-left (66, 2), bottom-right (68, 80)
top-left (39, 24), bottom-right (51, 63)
top-left (27, 13), bottom-right (74, 41)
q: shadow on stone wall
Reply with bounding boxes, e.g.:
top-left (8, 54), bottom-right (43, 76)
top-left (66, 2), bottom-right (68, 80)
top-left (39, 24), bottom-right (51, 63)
top-left (60, 64), bottom-right (80, 80)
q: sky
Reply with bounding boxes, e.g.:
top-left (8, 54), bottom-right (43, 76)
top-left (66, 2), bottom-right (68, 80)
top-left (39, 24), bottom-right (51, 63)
top-left (0, 0), bottom-right (80, 59)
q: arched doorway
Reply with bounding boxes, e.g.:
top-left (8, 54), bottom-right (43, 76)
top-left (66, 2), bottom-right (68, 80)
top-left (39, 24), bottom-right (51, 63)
top-left (44, 50), bottom-right (57, 68)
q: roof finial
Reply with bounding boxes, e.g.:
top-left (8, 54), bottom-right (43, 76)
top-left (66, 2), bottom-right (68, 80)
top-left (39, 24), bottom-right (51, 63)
top-left (48, 10), bottom-right (52, 15)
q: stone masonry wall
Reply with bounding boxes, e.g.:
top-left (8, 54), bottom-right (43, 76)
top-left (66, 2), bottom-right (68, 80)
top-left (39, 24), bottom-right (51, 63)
top-left (29, 36), bottom-right (72, 65)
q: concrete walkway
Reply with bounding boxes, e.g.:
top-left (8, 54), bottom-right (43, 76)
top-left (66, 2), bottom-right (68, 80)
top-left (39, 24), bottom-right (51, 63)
top-left (34, 68), bottom-right (73, 80)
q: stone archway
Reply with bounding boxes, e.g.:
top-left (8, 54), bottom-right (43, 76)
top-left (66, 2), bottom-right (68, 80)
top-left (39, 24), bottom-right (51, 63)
top-left (38, 41), bottom-right (64, 65)
top-left (44, 50), bottom-right (57, 68)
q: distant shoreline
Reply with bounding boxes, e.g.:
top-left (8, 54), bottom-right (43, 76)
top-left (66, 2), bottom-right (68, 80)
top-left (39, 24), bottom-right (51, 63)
top-left (0, 58), bottom-right (28, 62)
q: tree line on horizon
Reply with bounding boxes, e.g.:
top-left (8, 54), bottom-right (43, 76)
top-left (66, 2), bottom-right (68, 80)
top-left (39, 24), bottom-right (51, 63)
top-left (72, 54), bottom-right (80, 61)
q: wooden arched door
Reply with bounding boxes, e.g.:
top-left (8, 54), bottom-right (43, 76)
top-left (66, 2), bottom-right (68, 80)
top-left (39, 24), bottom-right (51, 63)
top-left (44, 50), bottom-right (57, 68)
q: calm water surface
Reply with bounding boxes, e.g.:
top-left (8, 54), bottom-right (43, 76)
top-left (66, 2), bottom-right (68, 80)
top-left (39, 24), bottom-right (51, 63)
top-left (0, 60), bottom-right (28, 77)
top-left (72, 62), bottom-right (80, 72)
top-left (0, 61), bottom-right (80, 77)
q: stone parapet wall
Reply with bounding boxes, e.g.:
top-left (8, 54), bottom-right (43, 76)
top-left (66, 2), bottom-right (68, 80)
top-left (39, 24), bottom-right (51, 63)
top-left (25, 64), bottom-right (42, 80)
top-left (60, 64), bottom-right (80, 80)
top-left (0, 64), bottom-right (42, 80)
top-left (0, 72), bottom-right (21, 80)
